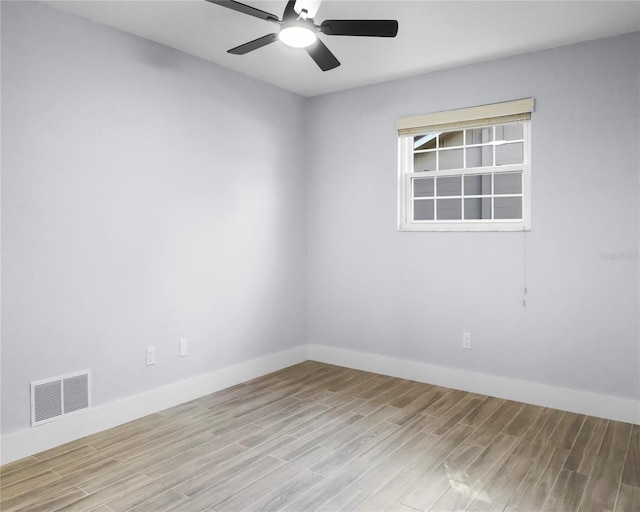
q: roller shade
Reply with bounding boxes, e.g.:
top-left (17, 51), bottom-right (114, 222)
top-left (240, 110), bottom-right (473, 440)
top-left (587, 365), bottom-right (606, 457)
top-left (397, 98), bottom-right (534, 136)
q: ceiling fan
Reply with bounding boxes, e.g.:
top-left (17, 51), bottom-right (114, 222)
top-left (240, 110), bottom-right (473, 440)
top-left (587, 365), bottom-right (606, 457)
top-left (205, 0), bottom-right (398, 71)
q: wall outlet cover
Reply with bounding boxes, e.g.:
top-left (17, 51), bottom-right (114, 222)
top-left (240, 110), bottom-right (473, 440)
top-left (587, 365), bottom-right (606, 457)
top-left (146, 346), bottom-right (156, 366)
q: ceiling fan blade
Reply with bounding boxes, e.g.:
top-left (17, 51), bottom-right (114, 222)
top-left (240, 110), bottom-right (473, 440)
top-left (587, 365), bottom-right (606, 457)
top-left (282, 0), bottom-right (299, 22)
top-left (320, 19), bottom-right (398, 37)
top-left (228, 33), bottom-right (278, 55)
top-left (205, 0), bottom-right (281, 24)
top-left (305, 39), bottom-right (340, 71)
top-left (294, 0), bottom-right (322, 19)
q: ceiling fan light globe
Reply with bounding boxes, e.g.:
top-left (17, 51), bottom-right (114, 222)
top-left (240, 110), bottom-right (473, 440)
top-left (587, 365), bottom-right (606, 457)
top-left (279, 25), bottom-right (317, 48)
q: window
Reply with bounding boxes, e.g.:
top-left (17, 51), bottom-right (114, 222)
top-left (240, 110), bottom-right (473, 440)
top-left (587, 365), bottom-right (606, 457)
top-left (397, 98), bottom-right (533, 231)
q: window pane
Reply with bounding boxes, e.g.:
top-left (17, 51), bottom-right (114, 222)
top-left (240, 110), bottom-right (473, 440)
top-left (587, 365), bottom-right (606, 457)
top-left (436, 176), bottom-right (461, 197)
top-left (440, 130), bottom-right (463, 148)
top-left (496, 142), bottom-right (524, 165)
top-left (414, 199), bottom-right (434, 220)
top-left (494, 172), bottom-right (522, 195)
top-left (439, 149), bottom-right (463, 170)
top-left (437, 198), bottom-right (462, 220)
top-left (466, 146), bottom-right (493, 168)
top-left (466, 127), bottom-right (492, 145)
top-left (464, 174), bottom-right (492, 196)
top-left (494, 197), bottom-right (522, 219)
top-left (464, 198), bottom-right (492, 220)
top-left (495, 123), bottom-right (523, 141)
top-left (413, 178), bottom-right (434, 198)
top-left (414, 151), bottom-right (436, 173)
top-left (414, 133), bottom-right (438, 151)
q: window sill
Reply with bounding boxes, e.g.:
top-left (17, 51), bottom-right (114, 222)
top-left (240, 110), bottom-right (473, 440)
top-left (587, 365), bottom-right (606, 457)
top-left (398, 221), bottom-right (531, 232)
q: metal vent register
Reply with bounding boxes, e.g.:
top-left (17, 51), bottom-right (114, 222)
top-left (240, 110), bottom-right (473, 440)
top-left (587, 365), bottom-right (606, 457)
top-left (31, 370), bottom-right (91, 426)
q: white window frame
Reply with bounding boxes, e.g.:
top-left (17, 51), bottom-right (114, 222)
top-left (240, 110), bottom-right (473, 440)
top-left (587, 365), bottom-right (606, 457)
top-left (397, 98), bottom-right (534, 232)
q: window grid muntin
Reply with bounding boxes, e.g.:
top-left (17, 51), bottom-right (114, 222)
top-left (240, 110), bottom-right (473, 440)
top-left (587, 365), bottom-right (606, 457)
top-left (410, 170), bottom-right (524, 222)
top-left (401, 120), bottom-right (530, 230)
top-left (412, 125), bottom-right (525, 173)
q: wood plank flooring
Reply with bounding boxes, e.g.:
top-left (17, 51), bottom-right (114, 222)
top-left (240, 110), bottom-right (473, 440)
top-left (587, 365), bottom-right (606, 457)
top-left (1, 361), bottom-right (638, 511)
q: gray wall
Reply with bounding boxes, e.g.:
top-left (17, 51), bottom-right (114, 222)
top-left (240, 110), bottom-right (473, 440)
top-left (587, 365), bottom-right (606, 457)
top-left (1, 2), bottom-right (308, 435)
top-left (306, 32), bottom-right (640, 400)
top-left (2, 1), bottom-right (639, 437)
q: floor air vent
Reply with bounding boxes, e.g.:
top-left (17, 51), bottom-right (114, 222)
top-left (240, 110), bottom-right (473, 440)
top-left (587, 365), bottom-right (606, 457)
top-left (31, 370), bottom-right (91, 427)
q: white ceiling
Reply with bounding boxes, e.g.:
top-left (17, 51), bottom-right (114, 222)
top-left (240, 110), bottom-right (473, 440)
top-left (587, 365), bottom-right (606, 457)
top-left (47, 0), bottom-right (640, 97)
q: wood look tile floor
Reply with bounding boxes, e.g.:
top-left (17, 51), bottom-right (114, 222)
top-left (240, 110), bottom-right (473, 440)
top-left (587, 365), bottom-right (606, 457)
top-left (1, 361), bottom-right (639, 512)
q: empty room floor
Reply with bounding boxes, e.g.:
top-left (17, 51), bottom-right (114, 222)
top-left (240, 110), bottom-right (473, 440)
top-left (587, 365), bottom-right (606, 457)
top-left (1, 361), bottom-right (639, 511)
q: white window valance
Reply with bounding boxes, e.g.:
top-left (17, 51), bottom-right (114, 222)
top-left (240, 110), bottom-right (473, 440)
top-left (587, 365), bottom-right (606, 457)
top-left (397, 98), bottom-right (535, 136)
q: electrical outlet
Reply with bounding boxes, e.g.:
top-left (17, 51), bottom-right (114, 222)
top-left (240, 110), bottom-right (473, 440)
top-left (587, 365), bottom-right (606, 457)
top-left (179, 338), bottom-right (188, 357)
top-left (462, 332), bottom-right (471, 350)
top-left (146, 346), bottom-right (156, 366)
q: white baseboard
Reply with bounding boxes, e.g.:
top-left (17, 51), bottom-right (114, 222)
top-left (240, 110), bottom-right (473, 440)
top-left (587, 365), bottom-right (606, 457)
top-left (4, 343), bottom-right (637, 465)
top-left (307, 344), bottom-right (640, 425)
top-left (0, 345), bottom-right (308, 465)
